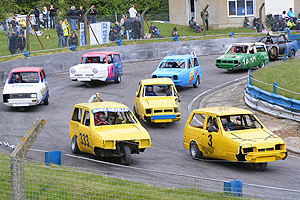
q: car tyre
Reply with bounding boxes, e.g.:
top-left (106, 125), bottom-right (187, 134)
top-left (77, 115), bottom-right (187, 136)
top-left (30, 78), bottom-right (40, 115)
top-left (193, 76), bottom-right (200, 88)
top-left (268, 46), bottom-right (278, 61)
top-left (258, 60), bottom-right (265, 68)
top-left (120, 146), bottom-right (131, 165)
top-left (190, 141), bottom-right (203, 159)
top-left (289, 49), bottom-right (295, 59)
top-left (71, 135), bottom-right (80, 154)
top-left (44, 93), bottom-right (49, 105)
top-left (252, 163), bottom-right (267, 171)
top-left (114, 72), bottom-right (121, 83)
top-left (84, 82), bottom-right (92, 88)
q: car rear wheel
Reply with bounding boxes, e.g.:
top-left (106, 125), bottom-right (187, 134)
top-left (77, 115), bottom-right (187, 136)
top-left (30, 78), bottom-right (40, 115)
top-left (289, 49), bottom-right (295, 59)
top-left (190, 141), bottom-right (203, 159)
top-left (269, 46), bottom-right (278, 61)
top-left (258, 60), bottom-right (265, 68)
top-left (71, 135), bottom-right (80, 154)
top-left (193, 76), bottom-right (200, 88)
top-left (252, 163), bottom-right (267, 171)
top-left (44, 93), bottom-right (49, 105)
top-left (114, 72), bottom-right (121, 83)
top-left (84, 82), bottom-right (92, 88)
top-left (120, 146), bottom-right (131, 165)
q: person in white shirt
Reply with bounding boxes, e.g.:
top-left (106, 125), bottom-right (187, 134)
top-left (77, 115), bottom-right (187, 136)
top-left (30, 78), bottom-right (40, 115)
top-left (128, 5), bottom-right (137, 19)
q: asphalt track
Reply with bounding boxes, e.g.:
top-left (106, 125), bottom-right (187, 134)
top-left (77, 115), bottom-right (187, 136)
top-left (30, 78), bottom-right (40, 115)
top-left (1, 54), bottom-right (300, 199)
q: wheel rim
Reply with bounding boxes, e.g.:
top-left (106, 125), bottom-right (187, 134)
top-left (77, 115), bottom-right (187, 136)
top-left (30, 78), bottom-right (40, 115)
top-left (191, 144), bottom-right (196, 157)
top-left (118, 74), bottom-right (121, 82)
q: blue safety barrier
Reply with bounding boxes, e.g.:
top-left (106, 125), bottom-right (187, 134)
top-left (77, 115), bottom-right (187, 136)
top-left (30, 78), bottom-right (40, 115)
top-left (246, 72), bottom-right (300, 112)
top-left (23, 51), bottom-right (30, 58)
top-left (45, 150), bottom-right (61, 166)
top-left (229, 32), bottom-right (234, 38)
top-left (224, 180), bottom-right (244, 197)
top-left (115, 39), bottom-right (122, 46)
top-left (288, 34), bottom-right (300, 49)
top-left (70, 45), bottom-right (77, 51)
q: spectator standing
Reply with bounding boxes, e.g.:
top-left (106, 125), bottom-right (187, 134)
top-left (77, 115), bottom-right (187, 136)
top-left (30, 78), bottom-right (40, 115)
top-left (149, 23), bottom-right (161, 37)
top-left (5, 24), bottom-right (14, 50)
top-left (132, 16), bottom-right (141, 39)
top-left (68, 32), bottom-right (78, 46)
top-left (11, 17), bottom-right (21, 35)
top-left (28, 15), bottom-right (35, 33)
top-left (89, 5), bottom-right (97, 23)
top-left (42, 6), bottom-right (49, 30)
top-left (78, 6), bottom-right (85, 23)
top-left (34, 5), bottom-right (40, 28)
top-left (120, 15), bottom-right (127, 26)
top-left (9, 32), bottom-right (18, 55)
top-left (17, 32), bottom-right (26, 53)
top-left (124, 18), bottom-right (133, 40)
top-left (128, 5), bottom-right (137, 19)
top-left (56, 20), bottom-right (63, 47)
top-left (67, 6), bottom-right (77, 31)
top-left (49, 5), bottom-right (57, 29)
top-left (201, 8), bottom-right (209, 31)
top-left (62, 19), bottom-right (70, 47)
top-left (282, 10), bottom-right (289, 21)
top-left (19, 19), bottom-right (26, 30)
top-left (113, 22), bottom-right (124, 38)
top-left (110, 28), bottom-right (121, 41)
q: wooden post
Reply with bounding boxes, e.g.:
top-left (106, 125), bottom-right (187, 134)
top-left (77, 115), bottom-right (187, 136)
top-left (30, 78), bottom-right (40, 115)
top-left (84, 8), bottom-right (91, 45)
top-left (141, 7), bottom-right (149, 38)
top-left (202, 5), bottom-right (209, 36)
top-left (259, 3), bottom-right (265, 33)
top-left (26, 9), bottom-right (33, 51)
top-left (10, 119), bottom-right (46, 200)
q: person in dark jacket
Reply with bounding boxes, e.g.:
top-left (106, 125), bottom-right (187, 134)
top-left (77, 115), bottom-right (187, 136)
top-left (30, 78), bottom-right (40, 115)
top-left (78, 6), bottom-right (85, 23)
top-left (68, 32), bottom-right (78, 46)
top-left (49, 5), bottom-right (56, 29)
top-left (56, 20), bottom-right (63, 47)
top-left (149, 23), bottom-right (162, 37)
top-left (17, 32), bottom-right (26, 53)
top-left (89, 5), bottom-right (97, 23)
top-left (113, 22), bottom-right (123, 38)
top-left (124, 19), bottom-right (133, 40)
top-left (271, 21), bottom-right (281, 32)
top-left (189, 17), bottom-right (201, 33)
top-left (110, 28), bottom-right (121, 41)
top-left (67, 6), bottom-right (78, 31)
top-left (34, 5), bottom-right (40, 28)
top-left (9, 32), bottom-right (18, 55)
top-left (132, 17), bottom-right (141, 39)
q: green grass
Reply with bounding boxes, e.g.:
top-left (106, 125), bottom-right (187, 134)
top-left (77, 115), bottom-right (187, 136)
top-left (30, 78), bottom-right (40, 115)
top-left (0, 154), bottom-right (242, 199)
top-left (0, 21), bottom-right (261, 62)
top-left (251, 58), bottom-right (300, 100)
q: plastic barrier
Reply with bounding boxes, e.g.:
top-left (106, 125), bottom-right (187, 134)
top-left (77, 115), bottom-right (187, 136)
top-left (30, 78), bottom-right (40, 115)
top-left (45, 150), bottom-right (61, 166)
top-left (70, 45), bottom-right (77, 51)
top-left (229, 32), bottom-right (234, 38)
top-left (224, 180), bottom-right (244, 197)
top-left (288, 34), bottom-right (300, 49)
top-left (23, 51), bottom-right (30, 58)
top-left (115, 39), bottom-right (122, 46)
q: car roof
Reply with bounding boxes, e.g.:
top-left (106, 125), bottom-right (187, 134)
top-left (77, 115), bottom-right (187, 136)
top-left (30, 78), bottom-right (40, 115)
top-left (232, 42), bottom-right (265, 46)
top-left (140, 78), bottom-right (174, 85)
top-left (162, 54), bottom-right (193, 60)
top-left (193, 107), bottom-right (253, 116)
top-left (10, 67), bottom-right (44, 73)
top-left (81, 51), bottom-right (119, 56)
top-left (75, 101), bottom-right (129, 110)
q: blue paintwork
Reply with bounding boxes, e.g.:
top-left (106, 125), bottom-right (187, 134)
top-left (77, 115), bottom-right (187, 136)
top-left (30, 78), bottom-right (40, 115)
top-left (151, 114), bottom-right (176, 120)
top-left (151, 54), bottom-right (202, 87)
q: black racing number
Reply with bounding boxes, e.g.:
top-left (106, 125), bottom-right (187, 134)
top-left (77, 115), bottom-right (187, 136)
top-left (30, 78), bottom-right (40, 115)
top-left (208, 134), bottom-right (213, 147)
top-left (79, 133), bottom-right (90, 147)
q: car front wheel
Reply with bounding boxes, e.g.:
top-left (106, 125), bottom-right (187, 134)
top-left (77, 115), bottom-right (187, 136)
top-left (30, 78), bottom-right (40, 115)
top-left (258, 60), bottom-right (265, 68)
top-left (289, 49), bottom-right (295, 59)
top-left (190, 141), bottom-right (203, 159)
top-left (71, 135), bottom-right (80, 154)
top-left (193, 76), bottom-right (200, 88)
top-left (252, 163), bottom-right (267, 171)
top-left (84, 82), bottom-right (92, 88)
top-left (120, 146), bottom-right (131, 165)
top-left (44, 93), bottom-right (49, 105)
top-left (114, 72), bottom-right (121, 83)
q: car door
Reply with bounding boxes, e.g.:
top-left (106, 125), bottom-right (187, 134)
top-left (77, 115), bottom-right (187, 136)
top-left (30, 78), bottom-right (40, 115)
top-left (202, 115), bottom-right (221, 158)
top-left (134, 83), bottom-right (143, 118)
top-left (185, 59), bottom-right (193, 86)
top-left (69, 107), bottom-right (83, 141)
top-left (113, 54), bottom-right (122, 75)
top-left (247, 45), bottom-right (259, 68)
top-left (278, 35), bottom-right (288, 55)
top-left (39, 71), bottom-right (47, 98)
top-left (78, 109), bottom-right (92, 153)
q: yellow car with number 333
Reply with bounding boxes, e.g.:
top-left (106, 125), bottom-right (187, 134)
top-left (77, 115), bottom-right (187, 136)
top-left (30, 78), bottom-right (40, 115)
top-left (183, 107), bottom-right (287, 171)
top-left (69, 101), bottom-right (151, 165)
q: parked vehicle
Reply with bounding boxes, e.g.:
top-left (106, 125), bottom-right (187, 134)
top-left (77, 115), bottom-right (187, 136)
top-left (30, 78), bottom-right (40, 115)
top-left (259, 34), bottom-right (298, 60)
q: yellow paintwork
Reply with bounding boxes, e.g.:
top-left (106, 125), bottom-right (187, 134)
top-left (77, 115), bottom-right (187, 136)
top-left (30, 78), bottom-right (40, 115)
top-left (133, 78), bottom-right (181, 124)
top-left (183, 106), bottom-right (287, 163)
top-left (69, 101), bottom-right (151, 155)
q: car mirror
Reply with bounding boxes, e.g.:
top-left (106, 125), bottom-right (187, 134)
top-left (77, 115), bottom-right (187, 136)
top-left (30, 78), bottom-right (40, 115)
top-left (136, 92), bottom-right (139, 98)
top-left (208, 126), bottom-right (218, 132)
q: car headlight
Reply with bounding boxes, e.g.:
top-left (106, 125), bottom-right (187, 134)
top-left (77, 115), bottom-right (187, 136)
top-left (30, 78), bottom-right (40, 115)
top-left (31, 93), bottom-right (37, 98)
top-left (92, 68), bottom-right (98, 74)
top-left (146, 109), bottom-right (151, 114)
top-left (70, 68), bottom-right (76, 74)
top-left (173, 75), bottom-right (178, 80)
top-left (174, 107), bottom-right (179, 112)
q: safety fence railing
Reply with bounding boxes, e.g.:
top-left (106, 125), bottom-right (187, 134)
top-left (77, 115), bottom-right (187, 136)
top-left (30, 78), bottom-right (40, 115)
top-left (245, 69), bottom-right (300, 122)
top-left (1, 144), bottom-right (300, 199)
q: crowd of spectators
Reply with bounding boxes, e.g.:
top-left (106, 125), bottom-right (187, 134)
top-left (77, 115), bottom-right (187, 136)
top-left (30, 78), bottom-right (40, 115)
top-left (271, 8), bottom-right (300, 32)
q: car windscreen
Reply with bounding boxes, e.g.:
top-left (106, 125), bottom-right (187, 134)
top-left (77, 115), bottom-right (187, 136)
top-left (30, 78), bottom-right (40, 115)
top-left (227, 45), bottom-right (248, 53)
top-left (259, 36), bottom-right (278, 44)
top-left (91, 108), bottom-right (136, 125)
top-left (81, 56), bottom-right (106, 64)
top-left (143, 84), bottom-right (175, 97)
top-left (159, 60), bottom-right (185, 69)
top-left (9, 72), bottom-right (39, 83)
top-left (219, 114), bottom-right (263, 131)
